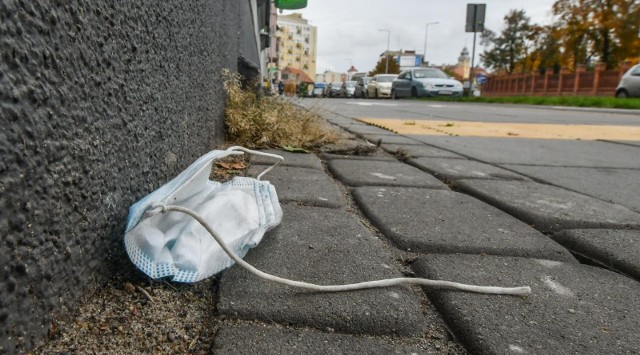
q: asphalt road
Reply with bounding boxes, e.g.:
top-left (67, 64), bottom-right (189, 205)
top-left (306, 97), bottom-right (640, 126)
top-left (301, 97), bottom-right (640, 213)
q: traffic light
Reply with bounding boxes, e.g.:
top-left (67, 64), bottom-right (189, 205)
top-left (274, 0), bottom-right (308, 10)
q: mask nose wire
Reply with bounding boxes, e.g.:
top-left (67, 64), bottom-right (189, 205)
top-left (225, 146), bottom-right (284, 181)
top-left (147, 203), bottom-right (531, 296)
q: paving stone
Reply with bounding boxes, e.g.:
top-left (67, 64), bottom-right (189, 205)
top-left (322, 151), bottom-right (397, 161)
top-left (456, 179), bottom-right (640, 233)
top-left (344, 124), bottom-right (397, 136)
top-left (218, 205), bottom-right (429, 336)
top-left (501, 164), bottom-right (640, 213)
top-left (352, 187), bottom-right (575, 262)
top-left (327, 119), bottom-right (369, 129)
top-left (248, 165), bottom-right (346, 208)
top-left (250, 149), bottom-right (323, 170)
top-left (413, 136), bottom-right (640, 168)
top-left (327, 160), bottom-right (447, 189)
top-left (213, 322), bottom-right (430, 354)
top-left (381, 143), bottom-right (465, 159)
top-left (408, 157), bottom-right (528, 182)
top-left (412, 254), bottom-right (640, 354)
top-left (325, 116), bottom-right (359, 125)
top-left (360, 134), bottom-right (423, 145)
top-left (553, 229), bottom-right (640, 281)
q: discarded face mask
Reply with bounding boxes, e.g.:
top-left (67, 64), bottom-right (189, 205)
top-left (124, 146), bottom-right (531, 296)
top-left (124, 146), bottom-right (283, 283)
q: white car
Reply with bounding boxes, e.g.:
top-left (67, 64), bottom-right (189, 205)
top-left (367, 74), bottom-right (397, 98)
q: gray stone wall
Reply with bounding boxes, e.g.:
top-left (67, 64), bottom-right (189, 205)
top-left (0, 0), bottom-right (260, 351)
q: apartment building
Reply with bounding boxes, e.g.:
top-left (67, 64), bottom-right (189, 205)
top-left (276, 13), bottom-right (317, 82)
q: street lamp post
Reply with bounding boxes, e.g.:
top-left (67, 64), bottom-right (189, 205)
top-left (423, 22), bottom-right (439, 66)
top-left (378, 29), bottom-right (390, 74)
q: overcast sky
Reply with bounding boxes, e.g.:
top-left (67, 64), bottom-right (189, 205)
top-left (283, 0), bottom-right (557, 74)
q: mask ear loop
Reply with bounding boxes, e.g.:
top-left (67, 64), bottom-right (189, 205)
top-left (147, 203), bottom-right (531, 296)
top-left (226, 146), bottom-right (284, 181)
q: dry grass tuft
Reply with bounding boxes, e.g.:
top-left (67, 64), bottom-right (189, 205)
top-left (223, 69), bottom-right (337, 149)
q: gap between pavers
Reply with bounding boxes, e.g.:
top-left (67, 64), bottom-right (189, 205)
top-left (217, 205), bottom-right (430, 337)
top-left (456, 179), bottom-right (640, 233)
top-left (327, 159), bottom-right (448, 189)
top-left (352, 186), bottom-right (575, 262)
top-left (344, 125), bottom-right (398, 136)
top-left (212, 322), bottom-right (440, 354)
top-left (381, 143), bottom-right (466, 159)
top-left (412, 254), bottom-right (640, 354)
top-left (248, 165), bottom-right (346, 208)
top-left (322, 151), bottom-right (398, 162)
top-left (553, 229), bottom-right (640, 281)
top-left (408, 157), bottom-right (529, 182)
top-left (250, 149), bottom-right (324, 170)
top-left (360, 134), bottom-right (424, 146)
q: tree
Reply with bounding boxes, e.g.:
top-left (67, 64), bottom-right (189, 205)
top-left (553, 0), bottom-right (597, 69)
top-left (552, 0), bottom-right (640, 69)
top-left (528, 25), bottom-right (563, 74)
top-left (480, 9), bottom-right (535, 74)
top-left (368, 56), bottom-right (400, 76)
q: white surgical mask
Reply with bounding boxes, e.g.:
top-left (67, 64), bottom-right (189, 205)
top-left (124, 146), bottom-right (283, 283)
top-left (123, 146), bottom-right (531, 297)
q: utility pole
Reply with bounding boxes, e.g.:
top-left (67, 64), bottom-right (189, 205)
top-left (465, 4), bottom-right (486, 96)
top-left (423, 22), bottom-right (439, 66)
top-left (379, 29), bottom-right (391, 74)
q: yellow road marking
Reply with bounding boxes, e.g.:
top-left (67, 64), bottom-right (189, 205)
top-left (358, 118), bottom-right (640, 141)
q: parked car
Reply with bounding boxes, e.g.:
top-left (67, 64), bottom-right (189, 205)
top-left (312, 82), bottom-right (326, 97)
top-left (354, 76), bottom-right (371, 98)
top-left (391, 67), bottom-right (463, 98)
top-left (328, 81), bottom-right (342, 98)
top-left (367, 74), bottom-right (397, 98)
top-left (340, 81), bottom-right (357, 98)
top-left (615, 64), bottom-right (640, 98)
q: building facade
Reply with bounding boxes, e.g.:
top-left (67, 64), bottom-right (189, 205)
top-left (277, 13), bottom-right (317, 82)
top-left (316, 70), bottom-right (346, 84)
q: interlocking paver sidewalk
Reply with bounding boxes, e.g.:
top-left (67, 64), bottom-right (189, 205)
top-left (456, 179), bottom-right (640, 232)
top-left (408, 157), bottom-right (528, 182)
top-left (327, 159), bottom-right (448, 189)
top-left (250, 148), bottom-right (324, 170)
top-left (213, 322), bottom-right (433, 354)
top-left (353, 186), bottom-right (575, 261)
top-left (218, 205), bottom-right (429, 337)
top-left (247, 165), bottom-right (346, 208)
top-left (553, 229), bottom-right (640, 280)
top-left (360, 133), bottom-right (424, 145)
top-left (412, 254), bottom-right (640, 354)
top-left (380, 143), bottom-right (465, 159)
top-left (215, 113), bottom-right (640, 353)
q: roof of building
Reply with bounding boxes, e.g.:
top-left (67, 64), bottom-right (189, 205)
top-left (283, 66), bottom-right (314, 83)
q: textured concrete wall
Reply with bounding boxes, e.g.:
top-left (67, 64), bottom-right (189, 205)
top-left (0, 0), bottom-right (259, 351)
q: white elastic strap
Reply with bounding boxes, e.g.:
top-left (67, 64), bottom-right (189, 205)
top-left (226, 146), bottom-right (284, 181)
top-left (148, 203), bottom-right (531, 296)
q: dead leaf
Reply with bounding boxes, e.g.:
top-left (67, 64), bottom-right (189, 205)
top-left (216, 161), bottom-right (247, 170)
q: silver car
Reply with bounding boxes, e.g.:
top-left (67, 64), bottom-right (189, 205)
top-left (391, 67), bottom-right (463, 98)
top-left (340, 81), bottom-right (357, 98)
top-left (615, 64), bottom-right (640, 98)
